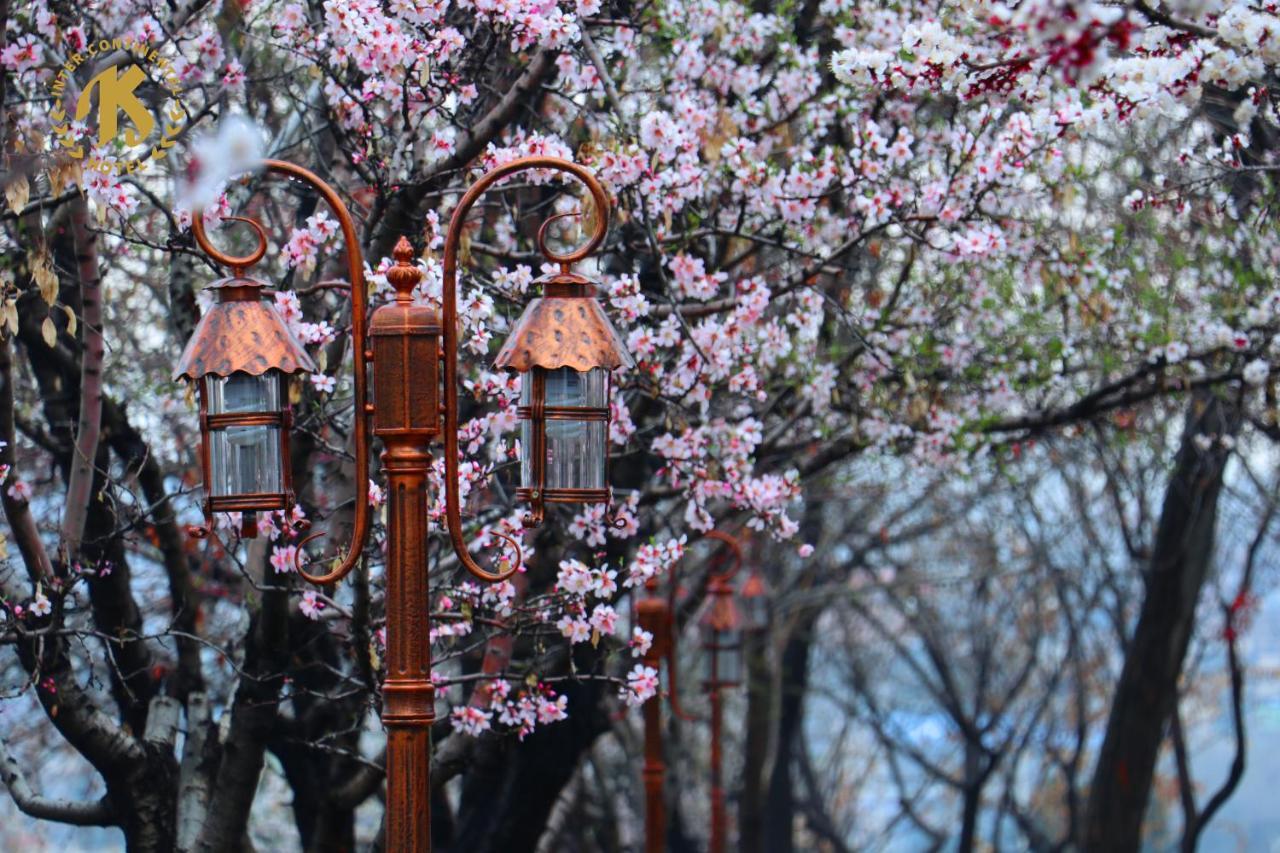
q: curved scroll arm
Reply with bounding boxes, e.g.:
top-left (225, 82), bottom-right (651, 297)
top-left (701, 529), bottom-right (744, 581)
top-left (190, 215), bottom-right (268, 276)
top-left (660, 556), bottom-right (698, 722)
top-left (439, 156), bottom-right (611, 582)
top-left (190, 158), bottom-right (374, 586)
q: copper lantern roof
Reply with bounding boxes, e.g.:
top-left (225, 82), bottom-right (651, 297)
top-left (174, 277), bottom-right (317, 380)
top-left (703, 575), bottom-right (741, 632)
top-left (493, 273), bottom-right (634, 373)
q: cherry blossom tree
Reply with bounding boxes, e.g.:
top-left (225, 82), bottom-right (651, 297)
top-left (2, 0), bottom-right (1278, 848)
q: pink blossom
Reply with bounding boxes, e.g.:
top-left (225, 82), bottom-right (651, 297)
top-left (536, 693), bottom-right (569, 724)
top-left (589, 604), bottom-right (619, 636)
top-left (300, 590), bottom-right (325, 620)
top-left (270, 545), bottom-right (298, 574)
top-left (451, 706), bottom-right (493, 737)
top-left (557, 614), bottom-right (591, 644)
top-left (630, 627), bottom-right (654, 658)
top-left (29, 592), bottom-right (52, 618)
top-left (621, 664), bottom-right (660, 707)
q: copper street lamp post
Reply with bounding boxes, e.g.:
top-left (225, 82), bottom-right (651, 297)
top-left (635, 558), bottom-right (692, 853)
top-left (175, 156), bottom-right (631, 852)
top-left (634, 530), bottom-right (767, 853)
top-left (699, 531), bottom-right (768, 853)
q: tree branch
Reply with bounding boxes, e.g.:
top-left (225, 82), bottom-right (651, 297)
top-left (370, 47), bottom-right (560, 259)
top-left (0, 736), bottom-right (116, 827)
top-left (60, 195), bottom-right (105, 558)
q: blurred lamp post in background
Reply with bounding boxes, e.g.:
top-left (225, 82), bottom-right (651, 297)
top-left (699, 530), bottom-right (768, 853)
top-left (635, 529), bottom-right (768, 853)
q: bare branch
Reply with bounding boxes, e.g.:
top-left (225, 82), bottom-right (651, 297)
top-left (0, 736), bottom-right (115, 827)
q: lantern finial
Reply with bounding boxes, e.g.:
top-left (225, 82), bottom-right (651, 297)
top-left (387, 237), bottom-right (420, 302)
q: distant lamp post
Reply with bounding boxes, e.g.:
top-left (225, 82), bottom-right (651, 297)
top-left (699, 530), bottom-right (745, 853)
top-left (635, 560), bottom-right (693, 853)
top-left (178, 156), bottom-right (627, 853)
top-left (634, 529), bottom-right (764, 853)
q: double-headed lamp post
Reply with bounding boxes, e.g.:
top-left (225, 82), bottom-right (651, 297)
top-left (635, 530), bottom-right (768, 853)
top-left (174, 156), bottom-right (631, 852)
top-left (699, 531), bottom-right (769, 853)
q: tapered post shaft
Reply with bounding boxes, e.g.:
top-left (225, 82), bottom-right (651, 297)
top-left (380, 443), bottom-right (434, 850)
top-left (710, 686), bottom-right (725, 853)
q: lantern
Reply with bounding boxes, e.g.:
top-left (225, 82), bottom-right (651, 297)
top-left (174, 277), bottom-right (315, 537)
top-left (739, 569), bottom-right (770, 632)
top-left (494, 272), bottom-right (633, 526)
top-left (702, 575), bottom-right (742, 688)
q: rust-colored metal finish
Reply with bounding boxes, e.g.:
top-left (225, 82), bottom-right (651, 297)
top-left (493, 274), bottom-right (633, 372)
top-left (191, 373), bottom-right (294, 538)
top-left (176, 274), bottom-right (311, 537)
top-left (494, 274), bottom-right (630, 528)
top-left (371, 240), bottom-right (442, 438)
top-left (698, 530), bottom-right (746, 853)
top-left (701, 529), bottom-right (744, 580)
top-left (182, 155), bottom-right (620, 853)
top-left (186, 159), bottom-right (373, 581)
top-left (445, 155), bottom-right (624, 548)
top-left (190, 214), bottom-right (268, 275)
top-left (173, 278), bottom-right (316, 380)
top-left (634, 548), bottom-right (698, 853)
top-left (380, 441), bottom-right (435, 850)
top-left (698, 535), bottom-right (746, 686)
top-left (637, 578), bottom-right (670, 853)
top-left (365, 236), bottom-right (525, 852)
top-left (369, 238), bottom-right (442, 850)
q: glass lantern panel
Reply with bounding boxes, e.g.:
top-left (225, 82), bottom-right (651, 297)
top-left (208, 425), bottom-right (283, 496)
top-left (520, 367), bottom-right (608, 492)
top-left (717, 635), bottom-right (743, 684)
top-left (703, 629), bottom-right (743, 685)
top-left (741, 594), bottom-right (770, 632)
top-left (205, 373), bottom-right (283, 497)
top-left (207, 371), bottom-right (280, 415)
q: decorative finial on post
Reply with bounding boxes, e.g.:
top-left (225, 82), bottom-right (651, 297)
top-left (387, 236), bottom-right (421, 303)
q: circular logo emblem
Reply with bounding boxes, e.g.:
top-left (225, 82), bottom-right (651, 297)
top-left (48, 37), bottom-right (186, 175)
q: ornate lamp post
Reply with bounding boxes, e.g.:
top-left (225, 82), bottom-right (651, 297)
top-left (699, 530), bottom-right (769, 853)
top-left (175, 157), bottom-right (629, 852)
top-left (635, 560), bottom-right (691, 853)
top-left (634, 530), bottom-right (767, 853)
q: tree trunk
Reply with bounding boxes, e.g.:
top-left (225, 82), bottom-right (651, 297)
top-left (1083, 391), bottom-right (1240, 849)
top-left (738, 627), bottom-right (771, 853)
top-left (764, 611), bottom-right (816, 853)
top-left (194, 542), bottom-right (289, 853)
top-left (59, 194), bottom-right (104, 559)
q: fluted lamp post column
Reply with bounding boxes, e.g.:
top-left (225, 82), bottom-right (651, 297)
top-left (176, 156), bottom-right (630, 852)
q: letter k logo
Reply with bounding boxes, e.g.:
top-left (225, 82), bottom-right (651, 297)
top-left (76, 65), bottom-right (155, 148)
